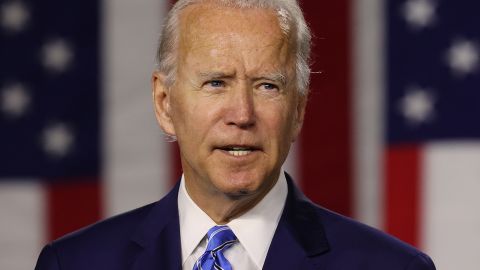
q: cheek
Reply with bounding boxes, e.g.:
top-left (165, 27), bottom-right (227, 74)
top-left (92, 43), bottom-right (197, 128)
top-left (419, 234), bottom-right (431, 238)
top-left (169, 97), bottom-right (194, 138)
top-left (172, 95), bottom-right (222, 142)
top-left (261, 103), bottom-right (294, 141)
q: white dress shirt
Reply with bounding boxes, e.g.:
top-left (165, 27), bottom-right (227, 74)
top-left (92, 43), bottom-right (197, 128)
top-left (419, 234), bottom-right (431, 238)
top-left (178, 171), bottom-right (288, 270)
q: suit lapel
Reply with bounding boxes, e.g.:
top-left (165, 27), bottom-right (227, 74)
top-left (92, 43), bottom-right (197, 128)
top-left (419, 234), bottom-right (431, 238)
top-left (263, 223), bottom-right (315, 269)
top-left (129, 182), bottom-right (183, 270)
top-left (263, 174), bottom-right (330, 270)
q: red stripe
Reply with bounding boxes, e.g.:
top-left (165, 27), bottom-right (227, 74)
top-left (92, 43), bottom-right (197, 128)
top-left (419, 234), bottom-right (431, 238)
top-left (46, 179), bottom-right (102, 241)
top-left (385, 146), bottom-right (421, 246)
top-left (298, 0), bottom-right (353, 216)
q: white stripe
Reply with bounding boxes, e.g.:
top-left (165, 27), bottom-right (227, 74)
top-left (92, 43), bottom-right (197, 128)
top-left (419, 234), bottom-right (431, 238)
top-left (351, 0), bottom-right (385, 229)
top-left (103, 0), bottom-right (172, 217)
top-left (422, 142), bottom-right (480, 269)
top-left (0, 181), bottom-right (45, 270)
top-left (215, 240), bottom-right (237, 252)
top-left (208, 226), bottom-right (230, 242)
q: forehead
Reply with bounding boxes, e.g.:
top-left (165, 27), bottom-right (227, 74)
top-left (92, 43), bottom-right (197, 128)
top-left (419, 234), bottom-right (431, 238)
top-left (180, 3), bottom-right (284, 37)
top-left (177, 3), bottom-right (294, 70)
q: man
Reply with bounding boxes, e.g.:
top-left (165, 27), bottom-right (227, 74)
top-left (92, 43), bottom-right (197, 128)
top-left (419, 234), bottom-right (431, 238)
top-left (35, 0), bottom-right (436, 269)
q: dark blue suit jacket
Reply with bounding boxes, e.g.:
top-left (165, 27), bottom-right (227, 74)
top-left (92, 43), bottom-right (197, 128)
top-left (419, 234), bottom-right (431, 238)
top-left (35, 175), bottom-right (436, 269)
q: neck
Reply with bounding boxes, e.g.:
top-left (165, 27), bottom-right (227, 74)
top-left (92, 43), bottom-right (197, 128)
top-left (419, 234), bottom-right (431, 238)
top-left (184, 175), bottom-right (278, 224)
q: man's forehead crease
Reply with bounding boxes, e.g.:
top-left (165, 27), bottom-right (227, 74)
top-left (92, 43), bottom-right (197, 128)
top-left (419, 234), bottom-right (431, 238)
top-left (185, 36), bottom-right (284, 54)
top-left (196, 69), bottom-right (289, 83)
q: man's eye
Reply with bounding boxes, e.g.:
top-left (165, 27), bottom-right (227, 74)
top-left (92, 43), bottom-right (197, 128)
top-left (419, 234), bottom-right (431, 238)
top-left (206, 80), bottom-right (225, 88)
top-left (260, 83), bottom-right (279, 91)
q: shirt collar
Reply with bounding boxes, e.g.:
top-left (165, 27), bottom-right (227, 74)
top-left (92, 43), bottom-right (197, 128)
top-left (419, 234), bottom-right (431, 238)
top-left (178, 175), bottom-right (216, 264)
top-left (228, 171), bottom-right (288, 268)
top-left (177, 171), bottom-right (288, 269)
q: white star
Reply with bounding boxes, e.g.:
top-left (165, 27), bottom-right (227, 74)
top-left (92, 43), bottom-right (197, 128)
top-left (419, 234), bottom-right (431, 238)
top-left (399, 86), bottom-right (435, 125)
top-left (403, 0), bottom-right (436, 30)
top-left (41, 123), bottom-right (75, 158)
top-left (41, 39), bottom-right (74, 74)
top-left (0, 1), bottom-right (29, 32)
top-left (0, 83), bottom-right (30, 118)
top-left (446, 39), bottom-right (479, 77)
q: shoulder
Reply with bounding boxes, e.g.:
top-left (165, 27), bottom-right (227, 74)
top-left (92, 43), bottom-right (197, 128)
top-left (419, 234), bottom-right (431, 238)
top-left (35, 182), bottom-right (181, 270)
top-left (53, 201), bottom-right (155, 249)
top-left (313, 204), bottom-right (436, 269)
top-left (35, 202), bottom-right (157, 270)
top-left (284, 175), bottom-right (435, 269)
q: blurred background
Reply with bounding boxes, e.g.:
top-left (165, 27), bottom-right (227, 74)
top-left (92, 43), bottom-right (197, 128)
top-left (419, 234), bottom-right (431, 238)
top-left (1, 0), bottom-right (479, 269)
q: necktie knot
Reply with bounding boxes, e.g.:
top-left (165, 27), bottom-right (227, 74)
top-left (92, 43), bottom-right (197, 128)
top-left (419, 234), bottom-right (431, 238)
top-left (205, 225), bottom-right (237, 252)
top-left (193, 225), bottom-right (238, 270)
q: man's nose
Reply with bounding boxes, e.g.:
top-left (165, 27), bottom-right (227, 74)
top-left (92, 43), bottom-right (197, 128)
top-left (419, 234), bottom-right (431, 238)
top-left (223, 83), bottom-right (255, 128)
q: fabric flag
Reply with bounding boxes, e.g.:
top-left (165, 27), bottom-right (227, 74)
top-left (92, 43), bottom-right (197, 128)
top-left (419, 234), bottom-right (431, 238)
top-left (383, 0), bottom-right (480, 268)
top-left (1, 1), bottom-right (479, 270)
top-left (0, 1), bottom-right (171, 269)
top-left (351, 0), bottom-right (480, 269)
top-left (297, 0), bottom-right (480, 269)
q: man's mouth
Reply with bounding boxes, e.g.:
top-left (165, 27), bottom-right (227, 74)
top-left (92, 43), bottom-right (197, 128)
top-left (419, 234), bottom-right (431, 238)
top-left (218, 146), bottom-right (259, 157)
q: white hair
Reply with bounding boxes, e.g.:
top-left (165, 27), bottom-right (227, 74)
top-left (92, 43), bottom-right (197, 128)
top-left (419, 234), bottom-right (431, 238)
top-left (156, 0), bottom-right (312, 95)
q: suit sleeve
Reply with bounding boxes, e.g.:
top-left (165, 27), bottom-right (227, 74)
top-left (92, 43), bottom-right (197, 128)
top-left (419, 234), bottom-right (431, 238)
top-left (35, 244), bottom-right (61, 270)
top-left (406, 253), bottom-right (436, 270)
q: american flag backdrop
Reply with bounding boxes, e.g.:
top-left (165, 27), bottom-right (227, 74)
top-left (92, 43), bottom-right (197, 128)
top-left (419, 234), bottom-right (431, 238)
top-left (383, 0), bottom-right (480, 268)
top-left (0, 0), bottom-right (478, 269)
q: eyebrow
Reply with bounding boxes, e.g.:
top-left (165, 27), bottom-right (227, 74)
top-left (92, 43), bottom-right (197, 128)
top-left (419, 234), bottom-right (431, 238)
top-left (255, 72), bottom-right (287, 86)
top-left (197, 71), bottom-right (235, 80)
top-left (197, 71), bottom-right (288, 86)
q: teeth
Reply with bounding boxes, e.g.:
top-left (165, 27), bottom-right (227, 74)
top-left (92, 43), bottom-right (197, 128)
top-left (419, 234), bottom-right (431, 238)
top-left (227, 149), bottom-right (252, 156)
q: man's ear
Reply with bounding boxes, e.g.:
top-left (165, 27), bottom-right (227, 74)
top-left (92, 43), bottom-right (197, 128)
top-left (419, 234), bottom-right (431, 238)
top-left (152, 71), bottom-right (176, 137)
top-left (291, 94), bottom-right (307, 142)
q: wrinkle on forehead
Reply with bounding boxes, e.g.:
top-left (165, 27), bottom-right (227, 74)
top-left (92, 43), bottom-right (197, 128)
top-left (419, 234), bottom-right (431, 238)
top-left (182, 6), bottom-right (284, 49)
top-left (177, 2), bottom-right (295, 80)
top-left (181, 2), bottom-right (284, 37)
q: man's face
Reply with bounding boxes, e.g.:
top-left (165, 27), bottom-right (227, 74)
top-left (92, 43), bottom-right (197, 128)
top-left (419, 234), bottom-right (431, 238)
top-left (154, 3), bottom-right (306, 202)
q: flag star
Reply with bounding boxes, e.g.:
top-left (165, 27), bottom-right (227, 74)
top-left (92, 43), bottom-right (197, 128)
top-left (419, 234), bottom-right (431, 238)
top-left (403, 0), bottom-right (436, 29)
top-left (446, 39), bottom-right (479, 76)
top-left (41, 39), bottom-right (74, 74)
top-left (1, 83), bottom-right (31, 118)
top-left (399, 86), bottom-right (435, 125)
top-left (0, 1), bottom-right (29, 32)
top-left (41, 123), bottom-right (75, 158)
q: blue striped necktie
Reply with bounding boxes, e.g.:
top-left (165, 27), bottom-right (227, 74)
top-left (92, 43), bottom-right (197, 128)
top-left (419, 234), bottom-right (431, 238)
top-left (193, 225), bottom-right (238, 270)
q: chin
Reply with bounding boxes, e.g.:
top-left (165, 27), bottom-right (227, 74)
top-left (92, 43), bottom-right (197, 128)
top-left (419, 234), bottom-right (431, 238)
top-left (220, 179), bottom-right (257, 194)
top-left (214, 171), bottom-right (269, 197)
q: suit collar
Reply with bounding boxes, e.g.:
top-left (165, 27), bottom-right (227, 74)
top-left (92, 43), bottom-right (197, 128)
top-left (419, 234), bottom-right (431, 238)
top-left (129, 181), bottom-right (182, 270)
top-left (283, 173), bottom-right (330, 256)
top-left (263, 173), bottom-right (330, 269)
